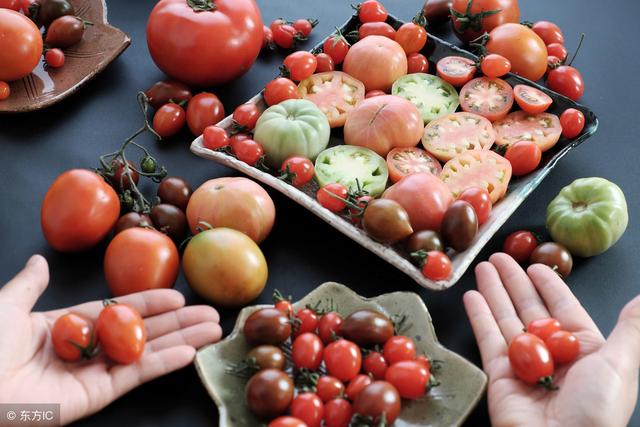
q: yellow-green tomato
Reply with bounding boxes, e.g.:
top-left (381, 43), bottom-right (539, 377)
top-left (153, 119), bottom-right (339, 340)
top-left (546, 177), bottom-right (628, 257)
top-left (182, 228), bottom-right (268, 307)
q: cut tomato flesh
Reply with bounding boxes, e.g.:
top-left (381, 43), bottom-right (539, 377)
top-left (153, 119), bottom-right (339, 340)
top-left (422, 112), bottom-right (496, 162)
top-left (514, 84), bottom-right (552, 114)
top-left (459, 77), bottom-right (514, 122)
top-left (493, 111), bottom-right (562, 152)
top-left (386, 147), bottom-right (442, 183)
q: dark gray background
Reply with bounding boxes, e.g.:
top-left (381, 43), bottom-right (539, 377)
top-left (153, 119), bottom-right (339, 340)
top-left (1, 0), bottom-right (638, 425)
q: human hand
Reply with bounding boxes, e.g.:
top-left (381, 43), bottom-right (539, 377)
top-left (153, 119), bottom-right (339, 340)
top-left (464, 253), bottom-right (640, 427)
top-left (0, 255), bottom-right (223, 425)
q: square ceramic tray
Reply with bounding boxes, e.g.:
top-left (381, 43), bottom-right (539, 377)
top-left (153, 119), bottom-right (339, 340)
top-left (190, 14), bottom-right (598, 291)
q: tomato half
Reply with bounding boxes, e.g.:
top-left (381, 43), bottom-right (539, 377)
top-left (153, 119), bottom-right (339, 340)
top-left (298, 71), bottom-right (365, 128)
top-left (436, 56), bottom-right (477, 87)
top-left (422, 112), bottom-right (496, 162)
top-left (514, 85), bottom-right (552, 114)
top-left (0, 9), bottom-right (42, 81)
top-left (493, 111), bottom-right (562, 152)
top-left (386, 147), bottom-right (442, 183)
top-left (459, 77), bottom-right (514, 122)
top-left (343, 36), bottom-right (407, 92)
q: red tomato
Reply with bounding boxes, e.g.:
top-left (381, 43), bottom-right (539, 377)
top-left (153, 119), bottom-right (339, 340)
top-left (486, 23), bottom-right (548, 81)
top-left (365, 89), bottom-right (386, 98)
top-left (45, 48), bottom-right (65, 68)
top-left (41, 169), bottom-right (120, 252)
top-left (146, 0), bottom-right (263, 86)
top-left (547, 65), bottom-right (584, 101)
top-left (451, 0), bottom-right (520, 42)
top-left (357, 0), bottom-right (387, 23)
top-left (281, 156), bottom-right (314, 187)
top-left (437, 56), bottom-right (476, 87)
top-left (0, 0), bottom-right (20, 10)
top-left (231, 138), bottom-right (264, 166)
top-left (318, 312), bottom-right (344, 344)
top-left (345, 374), bottom-right (372, 400)
top-left (384, 360), bottom-right (429, 399)
top-left (422, 112), bottom-right (496, 162)
top-left (421, 251), bottom-right (452, 281)
top-left (323, 32), bottom-right (350, 65)
top-left (395, 22), bottom-right (427, 54)
top-left (383, 173), bottom-right (453, 232)
top-left (505, 141), bottom-right (542, 176)
top-left (508, 333), bottom-right (555, 386)
top-left (545, 330), bottom-right (579, 364)
top-left (324, 339), bottom-right (362, 382)
top-left (316, 376), bottom-right (345, 402)
top-left (503, 230), bottom-right (538, 263)
top-left (343, 36), bottom-right (407, 92)
top-left (531, 21), bottom-right (564, 45)
top-left (275, 300), bottom-right (293, 316)
top-left (317, 183), bottom-right (348, 213)
top-left (96, 302), bottom-right (146, 365)
top-left (295, 308), bottom-right (320, 336)
top-left (386, 147), bottom-right (442, 183)
top-left (493, 111), bottom-right (562, 152)
top-left (0, 81), bottom-right (9, 100)
top-left (273, 24), bottom-right (298, 49)
top-left (459, 77), bottom-right (514, 122)
top-left (293, 19), bottom-right (315, 37)
top-left (153, 103), bottom-right (186, 138)
top-left (323, 398), bottom-right (352, 427)
top-left (264, 77), bottom-right (299, 106)
top-left (233, 103), bottom-right (260, 130)
top-left (415, 355), bottom-right (432, 370)
top-left (547, 56), bottom-right (561, 71)
top-left (315, 53), bottom-right (335, 72)
top-left (349, 195), bottom-right (373, 224)
top-left (407, 52), bottom-right (429, 73)
top-left (52, 313), bottom-right (96, 362)
top-left (270, 18), bottom-right (287, 32)
top-left (352, 381), bottom-right (401, 424)
top-left (108, 158), bottom-right (139, 191)
top-left (290, 393), bottom-right (324, 427)
top-left (186, 93), bottom-right (225, 136)
top-left (0, 9), bottom-right (42, 81)
top-left (363, 351), bottom-right (388, 379)
top-left (358, 22), bottom-right (396, 40)
top-left (262, 25), bottom-right (273, 49)
top-left (458, 187), bottom-right (492, 225)
top-left (292, 333), bottom-right (324, 370)
top-left (202, 125), bottom-right (230, 150)
top-left (480, 54), bottom-right (511, 78)
top-left (560, 108), bottom-right (585, 139)
top-left (513, 84), bottom-right (552, 114)
top-left (268, 417), bottom-right (307, 427)
top-left (546, 43), bottom-right (567, 61)
top-left (526, 318), bottom-right (561, 341)
top-left (284, 51), bottom-right (318, 82)
top-left (383, 336), bottom-right (417, 364)
top-left (230, 133), bottom-right (251, 145)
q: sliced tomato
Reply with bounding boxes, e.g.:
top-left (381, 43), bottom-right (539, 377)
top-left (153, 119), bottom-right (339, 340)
top-left (459, 77), bottom-right (514, 122)
top-left (386, 147), bottom-right (442, 183)
top-left (422, 112), bottom-right (496, 162)
top-left (436, 56), bottom-right (477, 87)
top-left (513, 84), bottom-right (553, 114)
top-left (298, 71), bottom-right (365, 128)
top-left (493, 111), bottom-right (562, 152)
top-left (440, 150), bottom-right (512, 203)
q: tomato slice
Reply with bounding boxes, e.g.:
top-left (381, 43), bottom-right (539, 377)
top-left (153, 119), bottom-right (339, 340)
top-left (422, 112), bottom-right (496, 162)
top-left (440, 150), bottom-right (512, 203)
top-left (493, 111), bottom-right (562, 152)
top-left (391, 73), bottom-right (459, 124)
top-left (459, 77), bottom-right (514, 122)
top-left (513, 84), bottom-right (553, 114)
top-left (298, 71), bottom-right (365, 128)
top-left (436, 56), bottom-right (477, 87)
top-left (386, 147), bottom-right (442, 183)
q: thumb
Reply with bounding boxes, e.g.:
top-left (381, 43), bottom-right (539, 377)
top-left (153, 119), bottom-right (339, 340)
top-left (602, 294), bottom-right (640, 375)
top-left (0, 255), bottom-right (50, 312)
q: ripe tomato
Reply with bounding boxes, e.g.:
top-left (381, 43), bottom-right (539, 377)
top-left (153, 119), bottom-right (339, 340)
top-left (295, 308), bottom-right (320, 336)
top-left (0, 9), bottom-right (42, 81)
top-left (323, 32), bottom-right (350, 65)
top-left (270, 18), bottom-right (287, 32)
top-left (526, 318), bottom-right (561, 341)
top-left (547, 65), bottom-right (584, 101)
top-left (436, 56), bottom-right (476, 87)
top-left (493, 111), bottom-right (562, 152)
top-left (365, 89), bottom-right (386, 98)
top-left (264, 77), bottom-right (299, 106)
top-left (104, 228), bottom-right (179, 296)
top-left (451, 0), bottom-right (520, 42)
top-left (530, 242), bottom-right (573, 279)
top-left (157, 177), bottom-right (191, 211)
top-left (458, 187), bottom-right (492, 225)
top-left (281, 157), bottom-right (314, 187)
top-left (345, 374), bottom-right (372, 400)
top-left (45, 15), bottom-right (85, 48)
top-left (246, 345), bottom-right (286, 370)
top-left (186, 92), bottom-right (225, 136)
top-left (45, 48), bottom-right (65, 68)
top-left (274, 300), bottom-right (293, 316)
top-left (324, 398), bottom-right (352, 427)
top-left (290, 393), bottom-right (324, 427)
top-left (352, 381), bottom-right (401, 424)
top-left (395, 22), bottom-right (427, 54)
top-left (150, 203), bottom-right (188, 242)
top-left (545, 331), bottom-right (579, 364)
top-left (324, 339), bottom-right (362, 382)
top-left (316, 376), bottom-right (344, 402)
top-left (357, 0), bottom-right (387, 23)
top-left (505, 141), bottom-right (542, 176)
top-left (343, 36), bottom-right (407, 92)
top-left (508, 333), bottom-right (554, 386)
top-left (262, 25), bottom-right (273, 49)
top-left (0, 81), bottom-right (9, 100)
top-left (244, 308), bottom-right (292, 346)
top-left (315, 53), bottom-right (335, 72)
top-left (357, 22), bottom-right (396, 40)
top-left (441, 150), bottom-right (512, 203)
top-left (481, 54), bottom-right (511, 78)
top-left (384, 360), bottom-right (429, 399)
top-left (415, 355), bottom-right (432, 370)
top-left (407, 52), bottom-right (429, 73)
top-left (0, 0), bottom-right (20, 10)
top-left (422, 112), bottom-right (496, 162)
top-left (298, 71), bottom-right (365, 127)
top-left (559, 108), bottom-right (585, 139)
top-left (292, 333), bottom-right (324, 370)
top-left (41, 169), bottom-right (120, 252)
top-left (546, 43), bottom-right (567, 62)
top-left (531, 21), bottom-right (564, 45)
top-left (231, 138), bottom-right (264, 166)
top-left (146, 0), bottom-right (263, 86)
top-left (273, 24), bottom-right (298, 49)
top-left (268, 417), bottom-right (307, 427)
top-left (202, 125), bottom-right (230, 150)
top-left (52, 313), bottom-right (96, 362)
top-left (421, 251), bottom-right (452, 281)
top-left (317, 183), bottom-right (348, 213)
top-left (363, 351), bottom-right (388, 379)
top-left (145, 79), bottom-right (192, 110)
top-left (108, 158), bottom-right (139, 191)
top-left (96, 302), bottom-right (146, 365)
top-left (318, 312), bottom-right (343, 344)
top-left (383, 336), bottom-right (416, 364)
top-left (186, 177), bottom-right (275, 243)
top-left (245, 369), bottom-right (294, 418)
top-left (386, 147), bottom-right (442, 183)
top-left (284, 51), bottom-right (318, 82)
top-left (293, 18), bottom-right (316, 37)
top-left (153, 103), bottom-right (186, 138)
top-left (486, 24), bottom-right (547, 81)
top-left (114, 212), bottom-right (152, 235)
top-left (233, 103), bottom-right (260, 130)
top-left (459, 77), bottom-right (514, 122)
top-left (513, 85), bottom-right (552, 114)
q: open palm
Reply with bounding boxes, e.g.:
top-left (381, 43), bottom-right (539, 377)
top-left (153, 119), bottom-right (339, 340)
top-left (464, 253), bottom-right (640, 427)
top-left (0, 255), bottom-right (222, 425)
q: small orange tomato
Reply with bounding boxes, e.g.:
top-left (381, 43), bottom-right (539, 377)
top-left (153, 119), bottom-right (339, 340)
top-left (96, 302), bottom-right (146, 364)
top-left (52, 313), bottom-right (97, 362)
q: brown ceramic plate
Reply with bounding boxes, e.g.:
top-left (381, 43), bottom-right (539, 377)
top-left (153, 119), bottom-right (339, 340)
top-left (0, 0), bottom-right (130, 113)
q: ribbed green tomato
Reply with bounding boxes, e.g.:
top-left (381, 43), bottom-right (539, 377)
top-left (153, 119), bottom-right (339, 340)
top-left (315, 146), bottom-right (389, 197)
top-left (253, 99), bottom-right (330, 167)
top-left (546, 177), bottom-right (628, 257)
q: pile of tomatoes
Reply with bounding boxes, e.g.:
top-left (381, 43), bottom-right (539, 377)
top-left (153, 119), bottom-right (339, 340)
top-left (503, 232), bottom-right (574, 278)
top-left (264, 17), bottom-right (319, 50)
top-left (239, 297), bottom-right (439, 426)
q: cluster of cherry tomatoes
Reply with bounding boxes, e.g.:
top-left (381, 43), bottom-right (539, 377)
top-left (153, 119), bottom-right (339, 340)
top-left (239, 295), bottom-right (439, 427)
top-left (263, 17), bottom-right (319, 50)
top-left (52, 301), bottom-right (145, 365)
top-left (503, 231), bottom-right (573, 278)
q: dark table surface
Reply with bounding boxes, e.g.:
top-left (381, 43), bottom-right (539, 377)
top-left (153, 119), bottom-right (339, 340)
top-left (1, 0), bottom-right (639, 425)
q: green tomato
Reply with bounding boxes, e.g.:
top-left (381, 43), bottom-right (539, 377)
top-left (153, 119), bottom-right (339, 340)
top-left (315, 146), bottom-right (389, 197)
top-left (546, 177), bottom-right (628, 257)
top-left (391, 73), bottom-right (459, 124)
top-left (253, 99), bottom-right (330, 167)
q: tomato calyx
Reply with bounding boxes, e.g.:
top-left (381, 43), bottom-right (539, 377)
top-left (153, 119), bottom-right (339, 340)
top-left (225, 357), bottom-right (262, 379)
top-left (273, 289), bottom-right (292, 305)
top-left (187, 0), bottom-right (216, 12)
top-left (451, 0), bottom-right (502, 35)
top-left (411, 10), bottom-right (428, 28)
top-left (350, 413), bottom-right (390, 427)
top-left (537, 375), bottom-right (558, 390)
top-left (294, 368), bottom-right (322, 391)
top-left (68, 329), bottom-right (99, 360)
top-left (468, 32), bottom-right (490, 56)
top-left (409, 249), bottom-right (429, 267)
top-left (390, 313), bottom-right (408, 335)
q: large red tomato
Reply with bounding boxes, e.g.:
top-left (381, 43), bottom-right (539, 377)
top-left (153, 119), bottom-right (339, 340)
top-left (450, 0), bottom-right (520, 43)
top-left (186, 177), bottom-right (275, 243)
top-left (0, 9), bottom-right (43, 81)
top-left (146, 0), bottom-right (263, 86)
top-left (486, 24), bottom-right (548, 82)
top-left (383, 173), bottom-right (453, 232)
top-left (343, 36), bottom-right (407, 92)
top-left (41, 170), bottom-right (120, 252)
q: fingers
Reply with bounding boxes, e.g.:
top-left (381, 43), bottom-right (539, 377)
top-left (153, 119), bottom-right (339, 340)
top-left (602, 295), bottom-right (640, 375)
top-left (489, 253), bottom-right (550, 324)
top-left (475, 261), bottom-right (524, 342)
top-left (145, 305), bottom-right (220, 340)
top-left (0, 255), bottom-right (49, 312)
top-left (463, 290), bottom-right (508, 373)
top-left (147, 322), bottom-right (222, 352)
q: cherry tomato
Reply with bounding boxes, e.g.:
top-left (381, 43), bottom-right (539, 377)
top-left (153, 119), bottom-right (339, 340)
top-left (357, 0), bottom-right (387, 23)
top-left (318, 312), bottom-right (344, 344)
top-left (52, 313), bottom-right (96, 362)
top-left (545, 330), bottom-right (579, 364)
top-left (415, 355), bottom-right (432, 371)
top-left (96, 302), bottom-right (146, 365)
top-left (324, 398), bottom-right (352, 427)
top-left (481, 54), bottom-right (511, 78)
top-left (508, 333), bottom-right (555, 386)
top-left (186, 92), bottom-right (225, 136)
top-left (505, 140), bottom-right (542, 176)
top-left (281, 157), bottom-right (314, 187)
top-left (513, 84), bottom-right (552, 114)
top-left (231, 138), bottom-right (264, 166)
top-left (295, 308), bottom-right (320, 336)
top-left (145, 80), bottom-right (192, 110)
top-left (0, 9), bottom-right (42, 82)
top-left (395, 22), bottom-right (427, 54)
top-left (0, 81), bottom-right (9, 100)
top-left (317, 183), bottom-right (348, 213)
top-left (262, 25), bottom-right (273, 49)
top-left (45, 48), bottom-right (65, 68)
top-left (526, 318), bottom-right (561, 341)
top-left (437, 56), bottom-right (477, 87)
top-left (421, 251), bottom-right (452, 281)
top-left (384, 360), bottom-right (429, 399)
top-left (365, 89), bottom-right (386, 98)
top-left (383, 335), bottom-right (417, 365)
top-left (316, 376), bottom-right (345, 402)
top-left (245, 369), bottom-right (294, 418)
top-left (284, 51), bottom-right (318, 82)
top-left (268, 417), bottom-right (307, 427)
top-left (244, 308), bottom-right (292, 346)
top-left (323, 33), bottom-right (350, 65)
top-left (529, 242), bottom-right (573, 278)
top-left (0, 0), bottom-right (21, 10)
top-left (560, 108), bottom-right (585, 139)
top-left (293, 18), bottom-right (316, 37)
top-left (233, 103), bottom-right (260, 130)
top-left (270, 18), bottom-right (287, 32)
top-left (458, 187), bottom-right (492, 225)
top-left (547, 65), bottom-right (584, 101)
top-left (45, 15), bottom-right (85, 48)
top-left (229, 133), bottom-right (250, 145)
top-left (503, 230), bottom-right (538, 263)
top-left (363, 351), bottom-right (388, 380)
top-left (357, 22), bottom-right (396, 40)
top-left (264, 77), bottom-right (299, 106)
top-left (292, 332), bottom-right (324, 370)
top-left (114, 212), bottom-right (152, 235)
top-left (274, 299), bottom-right (293, 316)
top-left (352, 381), bottom-right (401, 424)
top-left (407, 52), bottom-right (428, 73)
top-left (202, 125), bottom-right (230, 150)
top-left (157, 176), bottom-right (192, 211)
top-left (349, 195), bottom-right (373, 224)
top-left (153, 103), bottom-right (186, 138)
top-left (247, 345), bottom-right (286, 371)
top-left (315, 52), bottom-right (335, 72)
top-left (531, 21), bottom-right (564, 45)
top-left (273, 24), bottom-right (298, 49)
top-left (345, 374), bottom-right (372, 400)
top-left (546, 43), bottom-right (567, 62)
top-left (290, 393), bottom-right (324, 427)
top-left (324, 339), bottom-right (362, 382)
top-left (108, 158), bottom-right (139, 191)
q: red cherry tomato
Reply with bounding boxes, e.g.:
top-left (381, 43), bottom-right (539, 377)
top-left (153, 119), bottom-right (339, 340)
top-left (527, 318), bottom-right (561, 341)
top-left (315, 52), bottom-right (335, 72)
top-left (363, 351), bottom-right (388, 380)
top-left (284, 51), bottom-right (318, 81)
top-left (323, 33), bottom-right (350, 65)
top-left (274, 299), bottom-right (293, 316)
top-left (324, 398), bottom-right (352, 427)
top-left (531, 21), bottom-right (564, 45)
top-left (437, 56), bottom-right (477, 87)
top-left (290, 393), bottom-right (324, 427)
top-left (317, 183), bottom-right (348, 213)
top-left (270, 18), bottom-right (287, 32)
top-left (318, 312), bottom-right (344, 344)
top-left (546, 43), bottom-right (567, 61)
top-left (345, 374), bottom-right (372, 400)
top-left (503, 230), bottom-right (539, 263)
top-left (508, 333), bottom-right (555, 386)
top-left (233, 103), bottom-right (260, 130)
top-left (292, 332), bottom-right (324, 370)
top-left (229, 133), bottom-right (251, 145)
top-left (186, 92), bottom-right (225, 136)
top-left (365, 89), bottom-right (386, 98)
top-left (349, 195), bottom-right (373, 224)
top-left (45, 48), bottom-right (65, 68)
top-left (395, 22), bottom-right (427, 55)
top-left (316, 376), bottom-right (345, 402)
top-left (324, 339), bottom-right (362, 382)
top-left (273, 24), bottom-right (298, 49)
top-left (153, 103), bottom-right (186, 138)
top-left (421, 251), bottom-right (452, 281)
top-left (268, 417), bottom-right (307, 427)
top-left (202, 125), bottom-right (229, 150)
top-left (559, 108), bottom-right (585, 139)
top-left (0, 81), bottom-right (9, 100)
top-left (383, 335), bottom-right (417, 365)
top-left (293, 18), bottom-right (316, 37)
top-left (407, 52), bottom-right (429, 73)
top-left (295, 308), bottom-right (320, 336)
top-left (505, 140), bottom-right (542, 176)
top-left (547, 65), bottom-right (584, 101)
top-left (262, 25), bottom-right (273, 49)
top-left (481, 54), bottom-right (511, 78)
top-left (384, 360), bottom-right (429, 399)
top-left (281, 156), bottom-right (315, 187)
top-left (52, 313), bottom-right (96, 362)
top-left (357, 0), bottom-right (388, 23)
top-left (545, 330), bottom-right (580, 364)
top-left (96, 302), bottom-right (146, 365)
top-left (264, 77), bottom-right (300, 106)
top-left (458, 187), bottom-right (492, 225)
top-left (231, 138), bottom-right (264, 166)
top-left (415, 355), bottom-right (432, 371)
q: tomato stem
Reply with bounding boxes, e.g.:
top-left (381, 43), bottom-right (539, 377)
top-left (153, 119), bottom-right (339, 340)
top-left (567, 33), bottom-right (585, 67)
top-left (450, 0), bottom-right (502, 35)
top-left (187, 0), bottom-right (216, 12)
